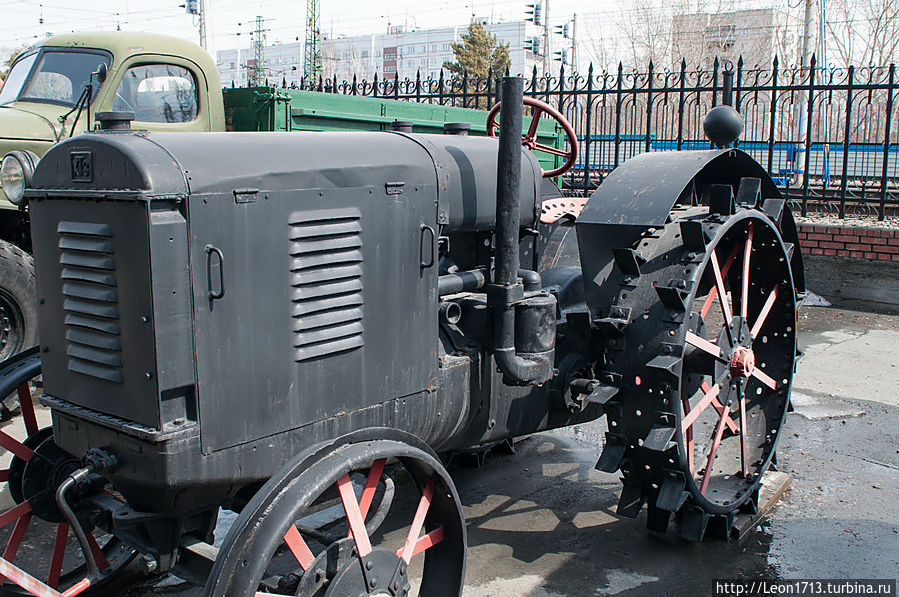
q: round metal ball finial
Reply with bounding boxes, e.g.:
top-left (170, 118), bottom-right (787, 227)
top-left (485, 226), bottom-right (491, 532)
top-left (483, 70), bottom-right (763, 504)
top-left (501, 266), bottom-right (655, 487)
top-left (703, 105), bottom-right (743, 148)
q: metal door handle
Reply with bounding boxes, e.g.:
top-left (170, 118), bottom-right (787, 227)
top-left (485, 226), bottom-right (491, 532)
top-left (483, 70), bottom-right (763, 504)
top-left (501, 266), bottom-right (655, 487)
top-left (205, 244), bottom-right (225, 300)
top-left (420, 225), bottom-right (435, 268)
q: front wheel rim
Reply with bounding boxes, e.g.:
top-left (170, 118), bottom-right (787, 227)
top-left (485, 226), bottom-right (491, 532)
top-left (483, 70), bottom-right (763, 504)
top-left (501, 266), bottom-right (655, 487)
top-left (210, 441), bottom-right (466, 597)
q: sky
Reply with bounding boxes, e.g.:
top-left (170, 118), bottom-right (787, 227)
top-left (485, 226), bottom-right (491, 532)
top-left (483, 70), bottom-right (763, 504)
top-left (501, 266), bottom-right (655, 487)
top-left (0, 0), bottom-right (619, 59)
top-left (0, 0), bottom-right (801, 70)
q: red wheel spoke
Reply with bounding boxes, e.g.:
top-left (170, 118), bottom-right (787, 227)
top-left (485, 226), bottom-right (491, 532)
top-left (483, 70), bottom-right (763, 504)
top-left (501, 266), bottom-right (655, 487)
top-left (61, 578), bottom-right (92, 597)
top-left (739, 388), bottom-right (749, 478)
top-left (682, 399), bottom-right (694, 475)
top-left (283, 524), bottom-right (314, 571)
top-left (17, 384), bottom-right (39, 437)
top-left (336, 473), bottom-right (372, 557)
top-left (750, 284), bottom-right (780, 339)
top-left (532, 142), bottom-right (570, 157)
top-left (685, 331), bottom-right (725, 361)
top-left (0, 511), bottom-right (32, 576)
top-left (699, 242), bottom-right (741, 319)
top-left (0, 470), bottom-right (8, 483)
top-left (48, 523), bottom-right (69, 589)
top-left (741, 223), bottom-right (754, 319)
top-left (0, 555), bottom-right (76, 597)
top-left (751, 367), bottom-right (779, 390)
top-left (396, 526), bottom-right (444, 560)
top-left (710, 249), bottom-right (733, 324)
top-left (400, 479), bottom-right (435, 563)
top-left (701, 381), bottom-right (739, 434)
top-left (357, 458), bottom-right (386, 521)
top-left (526, 108), bottom-right (543, 138)
top-left (84, 533), bottom-right (109, 571)
top-left (681, 383), bottom-right (721, 431)
top-left (699, 398), bottom-right (731, 495)
top-left (0, 430), bottom-right (34, 462)
top-left (0, 501), bottom-right (32, 529)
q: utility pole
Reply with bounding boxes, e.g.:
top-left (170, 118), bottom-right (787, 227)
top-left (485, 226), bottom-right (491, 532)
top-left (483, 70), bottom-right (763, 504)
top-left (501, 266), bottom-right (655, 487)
top-left (198, 0), bottom-right (207, 50)
top-left (796, 0), bottom-right (814, 145)
top-left (571, 13), bottom-right (577, 71)
top-left (543, 0), bottom-right (550, 75)
top-left (184, 0), bottom-right (207, 50)
top-left (253, 16), bottom-right (267, 87)
top-left (304, 0), bottom-right (322, 81)
top-left (801, 0), bottom-right (813, 72)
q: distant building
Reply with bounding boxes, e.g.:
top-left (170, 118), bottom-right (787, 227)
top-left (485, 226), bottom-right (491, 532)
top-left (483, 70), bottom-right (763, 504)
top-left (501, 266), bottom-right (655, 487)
top-left (671, 8), bottom-right (802, 69)
top-left (216, 19), bottom-right (546, 87)
top-left (217, 43), bottom-right (303, 87)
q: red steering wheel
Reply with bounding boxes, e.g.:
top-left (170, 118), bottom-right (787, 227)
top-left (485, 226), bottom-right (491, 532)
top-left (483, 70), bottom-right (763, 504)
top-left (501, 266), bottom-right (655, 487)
top-left (486, 96), bottom-right (578, 178)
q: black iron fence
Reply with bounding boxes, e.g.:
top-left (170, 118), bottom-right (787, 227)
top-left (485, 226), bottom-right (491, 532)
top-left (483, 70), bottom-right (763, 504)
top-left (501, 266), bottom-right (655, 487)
top-left (294, 56), bottom-right (899, 220)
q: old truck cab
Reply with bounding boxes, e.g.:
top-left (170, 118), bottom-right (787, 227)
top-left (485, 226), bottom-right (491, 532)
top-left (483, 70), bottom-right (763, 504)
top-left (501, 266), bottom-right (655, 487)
top-left (0, 32), bottom-right (224, 358)
top-left (0, 31), bottom-right (224, 209)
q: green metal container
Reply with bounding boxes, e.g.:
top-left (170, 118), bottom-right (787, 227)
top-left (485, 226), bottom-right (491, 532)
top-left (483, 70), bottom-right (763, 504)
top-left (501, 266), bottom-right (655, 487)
top-left (223, 87), bottom-right (563, 175)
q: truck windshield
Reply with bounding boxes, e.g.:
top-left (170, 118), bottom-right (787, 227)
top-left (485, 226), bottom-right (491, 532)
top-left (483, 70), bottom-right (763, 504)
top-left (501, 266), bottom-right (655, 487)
top-left (0, 52), bottom-right (38, 105)
top-left (0, 49), bottom-right (110, 107)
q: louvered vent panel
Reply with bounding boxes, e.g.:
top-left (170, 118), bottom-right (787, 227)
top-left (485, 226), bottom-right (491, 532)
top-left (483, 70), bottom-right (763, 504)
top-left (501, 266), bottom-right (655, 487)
top-left (57, 221), bottom-right (123, 383)
top-left (289, 209), bottom-right (364, 362)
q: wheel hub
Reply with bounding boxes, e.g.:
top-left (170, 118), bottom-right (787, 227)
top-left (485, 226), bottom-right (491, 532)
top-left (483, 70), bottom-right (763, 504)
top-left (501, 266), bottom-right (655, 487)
top-left (21, 437), bottom-right (82, 522)
top-left (324, 548), bottom-right (410, 597)
top-left (0, 302), bottom-right (11, 353)
top-left (8, 427), bottom-right (54, 505)
top-left (729, 346), bottom-right (755, 378)
top-left (0, 289), bottom-right (25, 359)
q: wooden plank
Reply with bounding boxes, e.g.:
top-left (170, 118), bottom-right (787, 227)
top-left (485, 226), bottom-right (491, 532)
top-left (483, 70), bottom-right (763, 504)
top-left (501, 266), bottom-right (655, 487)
top-left (732, 470), bottom-right (792, 542)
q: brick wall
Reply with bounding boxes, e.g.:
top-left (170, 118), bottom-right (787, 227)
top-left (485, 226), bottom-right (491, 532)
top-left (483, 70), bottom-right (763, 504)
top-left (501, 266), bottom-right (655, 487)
top-left (796, 224), bottom-right (899, 262)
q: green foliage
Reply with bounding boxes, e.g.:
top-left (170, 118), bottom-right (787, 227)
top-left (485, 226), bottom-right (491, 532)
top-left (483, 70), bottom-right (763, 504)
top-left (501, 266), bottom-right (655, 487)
top-left (443, 21), bottom-right (510, 79)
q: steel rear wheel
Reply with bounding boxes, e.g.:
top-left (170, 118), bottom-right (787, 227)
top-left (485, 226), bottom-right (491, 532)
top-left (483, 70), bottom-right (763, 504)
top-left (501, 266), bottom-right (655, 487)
top-left (597, 201), bottom-right (799, 542)
top-left (207, 438), bottom-right (466, 597)
top-left (0, 349), bottom-right (133, 595)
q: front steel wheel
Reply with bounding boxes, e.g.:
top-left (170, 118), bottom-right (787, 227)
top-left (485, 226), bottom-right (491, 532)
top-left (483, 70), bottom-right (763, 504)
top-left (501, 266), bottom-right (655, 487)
top-left (207, 437), bottom-right (466, 597)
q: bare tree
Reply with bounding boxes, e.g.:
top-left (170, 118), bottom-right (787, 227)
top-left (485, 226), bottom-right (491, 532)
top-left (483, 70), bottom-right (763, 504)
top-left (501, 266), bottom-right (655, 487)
top-left (583, 1), bottom-right (675, 71)
top-left (826, 0), bottom-right (899, 68)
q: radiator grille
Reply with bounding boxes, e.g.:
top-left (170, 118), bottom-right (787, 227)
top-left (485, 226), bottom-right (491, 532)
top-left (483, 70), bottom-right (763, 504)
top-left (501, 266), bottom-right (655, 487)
top-left (289, 209), bottom-right (364, 362)
top-left (57, 221), bottom-right (123, 383)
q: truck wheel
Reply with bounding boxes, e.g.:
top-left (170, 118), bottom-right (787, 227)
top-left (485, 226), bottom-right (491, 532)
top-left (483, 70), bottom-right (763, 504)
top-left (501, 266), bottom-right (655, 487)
top-left (0, 239), bottom-right (37, 362)
top-left (207, 437), bottom-right (466, 597)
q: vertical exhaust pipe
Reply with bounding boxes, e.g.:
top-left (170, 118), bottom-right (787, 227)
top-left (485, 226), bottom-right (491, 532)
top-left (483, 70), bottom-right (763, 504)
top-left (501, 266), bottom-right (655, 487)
top-left (490, 77), bottom-right (554, 385)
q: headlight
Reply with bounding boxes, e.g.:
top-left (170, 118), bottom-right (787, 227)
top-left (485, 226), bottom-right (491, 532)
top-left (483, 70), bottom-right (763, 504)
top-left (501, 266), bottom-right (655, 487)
top-left (1, 151), bottom-right (38, 206)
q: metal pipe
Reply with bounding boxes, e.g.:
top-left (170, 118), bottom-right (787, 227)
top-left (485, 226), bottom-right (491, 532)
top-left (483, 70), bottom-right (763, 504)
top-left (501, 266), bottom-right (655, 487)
top-left (437, 268), bottom-right (538, 295)
top-left (491, 77), bottom-right (552, 385)
top-left (56, 467), bottom-right (102, 579)
top-left (518, 269), bottom-right (541, 291)
top-left (438, 268), bottom-right (487, 296)
top-left (494, 78), bottom-right (522, 288)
